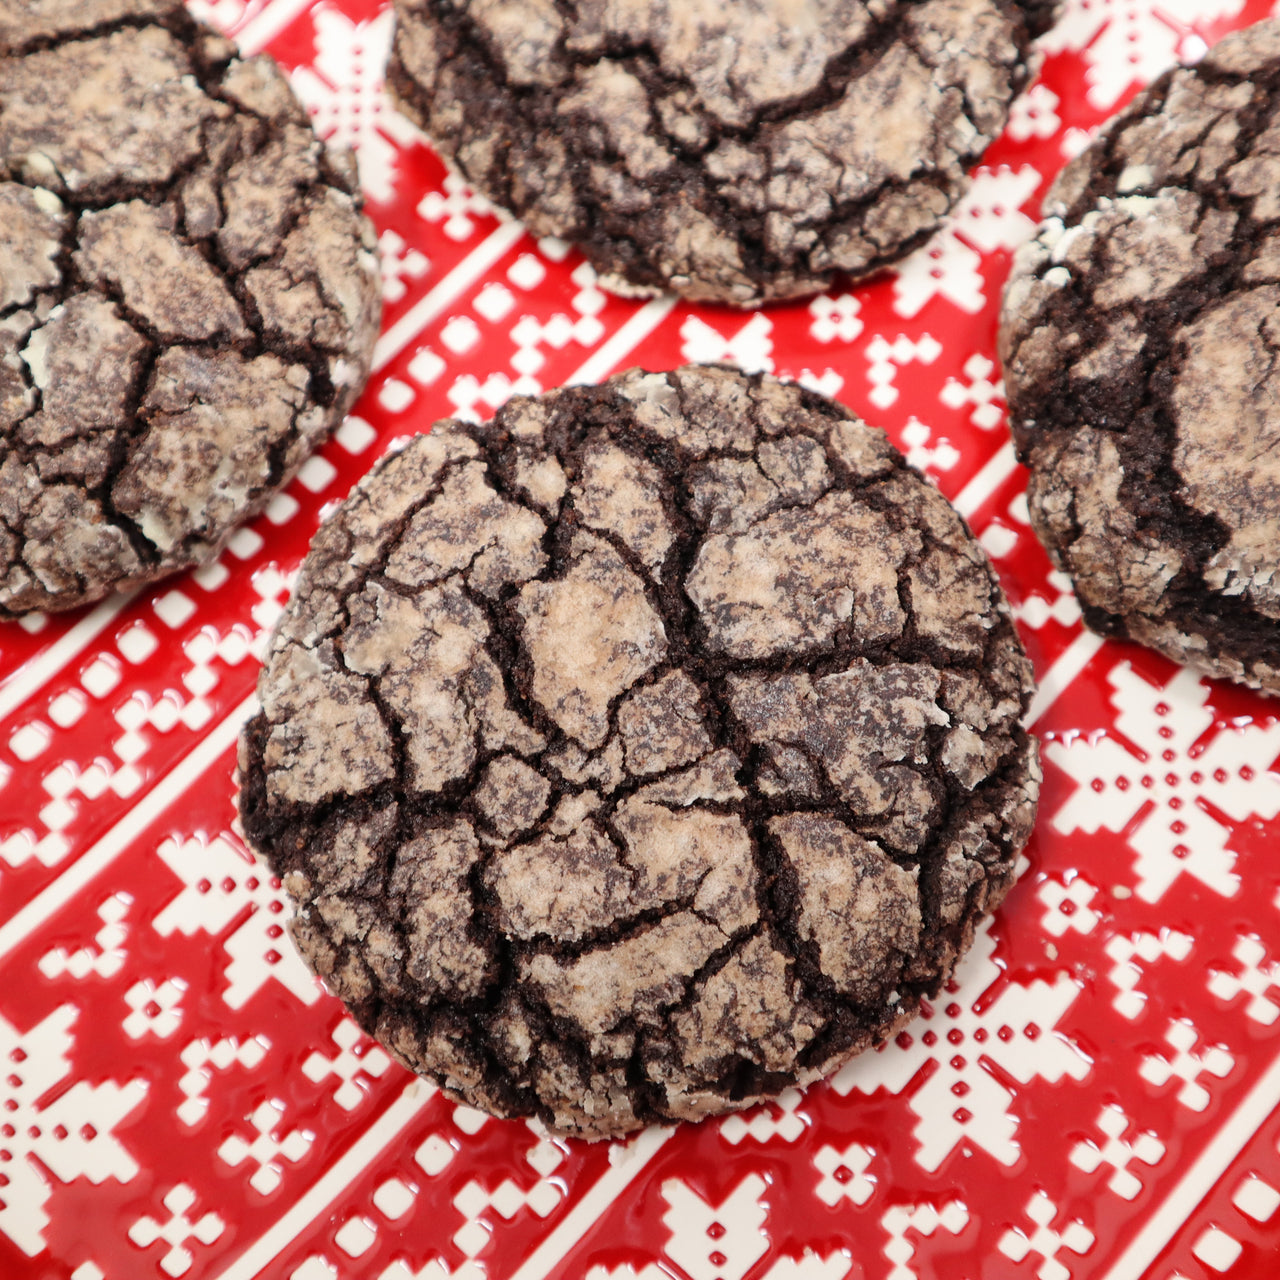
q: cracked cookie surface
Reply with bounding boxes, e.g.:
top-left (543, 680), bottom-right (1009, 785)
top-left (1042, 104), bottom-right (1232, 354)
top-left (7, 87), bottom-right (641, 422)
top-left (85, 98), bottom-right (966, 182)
top-left (1000, 20), bottom-right (1280, 694)
top-left (238, 365), bottom-right (1041, 1139)
top-left (0, 0), bottom-right (381, 616)
top-left (388, 0), bottom-right (1042, 306)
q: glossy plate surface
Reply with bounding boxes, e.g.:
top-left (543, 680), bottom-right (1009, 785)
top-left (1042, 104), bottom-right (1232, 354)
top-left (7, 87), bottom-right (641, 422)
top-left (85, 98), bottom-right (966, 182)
top-left (3, 1), bottom-right (1280, 1275)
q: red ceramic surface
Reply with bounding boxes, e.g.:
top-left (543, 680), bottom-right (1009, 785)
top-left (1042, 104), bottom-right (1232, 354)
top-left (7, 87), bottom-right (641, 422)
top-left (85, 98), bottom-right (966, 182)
top-left (3, 1), bottom-right (1280, 1276)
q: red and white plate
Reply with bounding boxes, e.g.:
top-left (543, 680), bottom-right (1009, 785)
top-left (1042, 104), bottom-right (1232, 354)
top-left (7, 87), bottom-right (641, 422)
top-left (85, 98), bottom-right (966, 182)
top-left (4, 1), bottom-right (1280, 1275)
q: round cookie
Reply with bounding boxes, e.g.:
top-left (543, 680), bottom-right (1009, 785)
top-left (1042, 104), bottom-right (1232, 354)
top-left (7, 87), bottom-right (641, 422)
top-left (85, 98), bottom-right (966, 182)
top-left (238, 365), bottom-right (1040, 1139)
top-left (389, 0), bottom-right (1043, 306)
top-left (1000, 21), bottom-right (1280, 694)
top-left (0, 0), bottom-right (381, 617)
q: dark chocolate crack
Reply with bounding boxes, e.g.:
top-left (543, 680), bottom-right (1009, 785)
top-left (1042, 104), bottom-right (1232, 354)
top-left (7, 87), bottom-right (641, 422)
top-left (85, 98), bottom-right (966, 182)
top-left (0, 0), bottom-right (382, 615)
top-left (238, 364), bottom-right (1041, 1139)
top-left (387, 0), bottom-right (1045, 306)
top-left (999, 19), bottom-right (1280, 693)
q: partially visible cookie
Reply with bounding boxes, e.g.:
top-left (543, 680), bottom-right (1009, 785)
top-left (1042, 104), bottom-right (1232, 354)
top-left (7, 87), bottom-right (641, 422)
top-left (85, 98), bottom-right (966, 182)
top-left (1014, 0), bottom-right (1061, 40)
top-left (238, 364), bottom-right (1040, 1140)
top-left (389, 0), bottom-right (1042, 306)
top-left (0, 0), bottom-right (381, 616)
top-left (1000, 21), bottom-right (1280, 694)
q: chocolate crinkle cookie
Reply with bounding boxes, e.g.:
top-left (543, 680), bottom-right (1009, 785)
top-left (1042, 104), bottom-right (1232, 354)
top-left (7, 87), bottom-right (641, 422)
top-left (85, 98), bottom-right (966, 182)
top-left (0, 0), bottom-right (381, 617)
top-left (1000, 20), bottom-right (1280, 695)
top-left (388, 0), bottom-right (1045, 307)
top-left (238, 365), bottom-right (1041, 1139)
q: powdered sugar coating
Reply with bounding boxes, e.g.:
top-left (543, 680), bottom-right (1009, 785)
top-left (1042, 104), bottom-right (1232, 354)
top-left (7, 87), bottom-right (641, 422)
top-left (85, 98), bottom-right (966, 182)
top-left (239, 365), bottom-right (1040, 1138)
top-left (388, 0), bottom-right (1041, 305)
top-left (1000, 20), bottom-right (1280, 692)
top-left (0, 0), bottom-right (381, 615)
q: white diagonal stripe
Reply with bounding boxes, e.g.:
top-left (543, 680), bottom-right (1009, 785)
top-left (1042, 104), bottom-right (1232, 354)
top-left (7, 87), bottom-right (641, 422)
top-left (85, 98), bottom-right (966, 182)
top-left (952, 439), bottom-right (1018, 519)
top-left (509, 1126), bottom-right (674, 1280)
top-left (1101, 1047), bottom-right (1280, 1280)
top-left (210, 1081), bottom-right (435, 1280)
top-left (566, 295), bottom-right (679, 386)
top-left (1024, 630), bottom-right (1106, 729)
top-left (0, 695), bottom-right (256, 961)
top-left (0, 592), bottom-right (134, 725)
top-left (373, 221), bottom-right (527, 372)
top-left (234, 0), bottom-right (318, 55)
top-left (213, 1110), bottom-right (670, 1280)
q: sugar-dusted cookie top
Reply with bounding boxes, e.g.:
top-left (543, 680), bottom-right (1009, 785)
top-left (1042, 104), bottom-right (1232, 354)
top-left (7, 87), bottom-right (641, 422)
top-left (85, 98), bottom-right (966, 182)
top-left (1001, 20), bottom-right (1280, 694)
top-left (389, 0), bottom-right (1045, 305)
top-left (238, 365), bottom-right (1040, 1139)
top-left (0, 0), bottom-right (381, 615)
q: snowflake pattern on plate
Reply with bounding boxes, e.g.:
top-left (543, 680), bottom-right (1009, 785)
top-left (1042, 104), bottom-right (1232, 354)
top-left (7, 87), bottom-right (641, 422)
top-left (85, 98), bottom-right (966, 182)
top-left (3, 0), bottom-right (1280, 1277)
